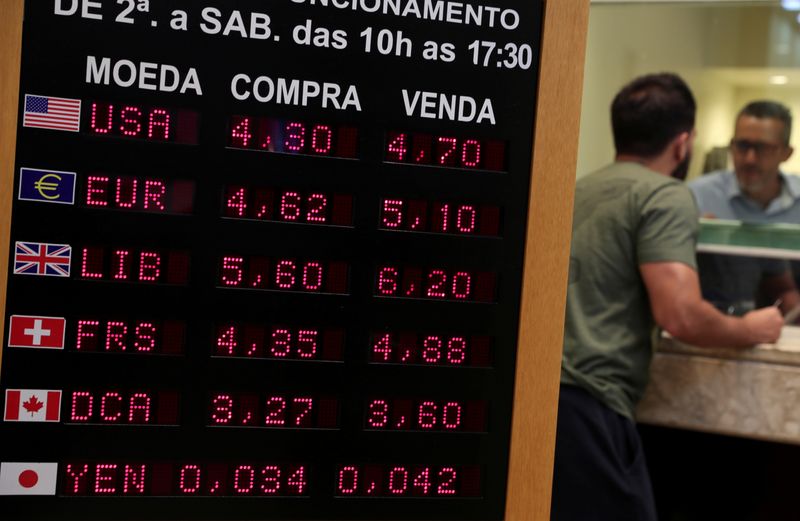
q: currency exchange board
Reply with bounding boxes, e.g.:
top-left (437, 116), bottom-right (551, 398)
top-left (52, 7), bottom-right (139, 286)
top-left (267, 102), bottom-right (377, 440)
top-left (0, 1), bottom-right (544, 519)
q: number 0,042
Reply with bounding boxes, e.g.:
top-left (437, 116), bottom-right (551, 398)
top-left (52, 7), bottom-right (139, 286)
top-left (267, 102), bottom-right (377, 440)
top-left (334, 465), bottom-right (481, 497)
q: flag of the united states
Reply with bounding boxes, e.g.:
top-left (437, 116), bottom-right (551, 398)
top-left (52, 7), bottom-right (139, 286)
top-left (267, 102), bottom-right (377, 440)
top-left (22, 94), bottom-right (81, 132)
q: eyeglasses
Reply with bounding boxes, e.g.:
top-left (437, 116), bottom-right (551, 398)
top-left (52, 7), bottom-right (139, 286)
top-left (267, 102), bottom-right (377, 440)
top-left (730, 139), bottom-right (783, 156)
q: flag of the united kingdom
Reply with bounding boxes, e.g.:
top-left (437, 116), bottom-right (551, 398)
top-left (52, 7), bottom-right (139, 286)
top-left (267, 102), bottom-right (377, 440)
top-left (13, 242), bottom-right (71, 277)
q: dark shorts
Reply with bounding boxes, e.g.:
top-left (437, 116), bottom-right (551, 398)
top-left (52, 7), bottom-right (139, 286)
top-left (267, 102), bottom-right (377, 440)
top-left (551, 384), bottom-right (657, 521)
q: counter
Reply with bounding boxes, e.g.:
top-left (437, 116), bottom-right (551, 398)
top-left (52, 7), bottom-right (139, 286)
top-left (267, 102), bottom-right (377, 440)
top-left (636, 327), bottom-right (800, 444)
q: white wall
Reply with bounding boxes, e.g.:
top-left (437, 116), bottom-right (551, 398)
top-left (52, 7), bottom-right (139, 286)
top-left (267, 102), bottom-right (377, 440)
top-left (578, 3), bottom-right (800, 180)
top-left (577, 4), bottom-right (710, 177)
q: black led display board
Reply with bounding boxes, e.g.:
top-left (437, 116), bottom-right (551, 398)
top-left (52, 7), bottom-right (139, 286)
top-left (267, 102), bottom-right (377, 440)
top-left (0, 1), bottom-right (543, 519)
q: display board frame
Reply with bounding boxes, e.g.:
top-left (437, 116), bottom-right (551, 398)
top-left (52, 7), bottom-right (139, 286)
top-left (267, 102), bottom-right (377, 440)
top-left (0, 1), bottom-right (588, 519)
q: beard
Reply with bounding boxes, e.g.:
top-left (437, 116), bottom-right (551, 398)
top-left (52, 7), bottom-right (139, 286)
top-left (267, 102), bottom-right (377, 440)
top-left (670, 154), bottom-right (691, 181)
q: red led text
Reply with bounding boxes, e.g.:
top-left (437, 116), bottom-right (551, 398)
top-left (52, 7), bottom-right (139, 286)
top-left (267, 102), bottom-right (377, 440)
top-left (228, 115), bottom-right (358, 159)
top-left (224, 186), bottom-right (353, 226)
top-left (68, 389), bottom-right (179, 425)
top-left (85, 175), bottom-right (194, 214)
top-left (365, 399), bottom-right (486, 432)
top-left (80, 246), bottom-right (189, 285)
top-left (380, 198), bottom-right (501, 236)
top-left (65, 463), bottom-right (148, 496)
top-left (375, 265), bottom-right (495, 302)
top-left (336, 465), bottom-right (481, 497)
top-left (62, 462), bottom-right (308, 496)
top-left (75, 319), bottom-right (185, 355)
top-left (209, 393), bottom-right (338, 429)
top-left (385, 130), bottom-right (506, 171)
top-left (90, 102), bottom-right (172, 140)
top-left (371, 332), bottom-right (491, 367)
top-left (219, 256), bottom-right (348, 294)
top-left (176, 464), bottom-right (307, 496)
top-left (215, 324), bottom-right (344, 361)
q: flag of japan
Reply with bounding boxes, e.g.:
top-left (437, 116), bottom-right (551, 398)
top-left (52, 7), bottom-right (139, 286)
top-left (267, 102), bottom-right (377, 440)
top-left (8, 315), bottom-right (66, 349)
top-left (0, 462), bottom-right (57, 495)
top-left (4, 389), bottom-right (61, 422)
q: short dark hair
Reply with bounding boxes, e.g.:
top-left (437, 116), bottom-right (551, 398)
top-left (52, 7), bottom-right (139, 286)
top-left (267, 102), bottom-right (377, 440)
top-left (611, 73), bottom-right (696, 157)
top-left (738, 100), bottom-right (792, 145)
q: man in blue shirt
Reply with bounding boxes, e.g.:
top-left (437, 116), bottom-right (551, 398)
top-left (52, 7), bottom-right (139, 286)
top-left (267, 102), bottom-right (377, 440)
top-left (689, 101), bottom-right (800, 314)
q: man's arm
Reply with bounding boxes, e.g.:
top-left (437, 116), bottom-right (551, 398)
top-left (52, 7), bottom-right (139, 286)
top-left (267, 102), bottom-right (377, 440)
top-left (640, 261), bottom-right (783, 347)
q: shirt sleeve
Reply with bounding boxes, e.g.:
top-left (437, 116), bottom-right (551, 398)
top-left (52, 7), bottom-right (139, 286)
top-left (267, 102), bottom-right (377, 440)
top-left (637, 183), bottom-right (699, 269)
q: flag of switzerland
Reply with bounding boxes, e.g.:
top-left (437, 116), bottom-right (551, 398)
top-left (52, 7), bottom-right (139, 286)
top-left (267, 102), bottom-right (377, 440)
top-left (4, 389), bottom-right (61, 422)
top-left (8, 315), bottom-right (65, 349)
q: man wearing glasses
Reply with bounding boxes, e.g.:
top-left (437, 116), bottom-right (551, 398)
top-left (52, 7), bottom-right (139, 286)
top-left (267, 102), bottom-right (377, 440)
top-left (688, 100), bottom-right (800, 316)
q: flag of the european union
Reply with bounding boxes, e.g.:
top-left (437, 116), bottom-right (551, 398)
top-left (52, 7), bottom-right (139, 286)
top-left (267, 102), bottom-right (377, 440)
top-left (18, 168), bottom-right (76, 205)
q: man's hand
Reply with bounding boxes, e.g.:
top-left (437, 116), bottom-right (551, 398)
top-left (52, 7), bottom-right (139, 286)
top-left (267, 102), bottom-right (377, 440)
top-left (742, 306), bottom-right (784, 345)
top-left (641, 261), bottom-right (784, 348)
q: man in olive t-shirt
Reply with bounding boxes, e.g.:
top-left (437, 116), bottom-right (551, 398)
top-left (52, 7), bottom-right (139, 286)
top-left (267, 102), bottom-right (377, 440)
top-left (550, 74), bottom-right (783, 521)
top-left (562, 161), bottom-right (699, 421)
